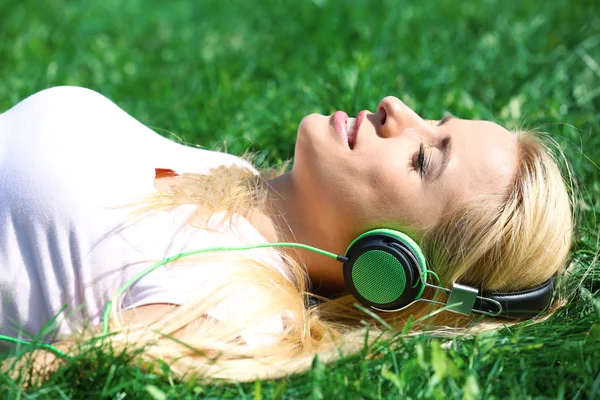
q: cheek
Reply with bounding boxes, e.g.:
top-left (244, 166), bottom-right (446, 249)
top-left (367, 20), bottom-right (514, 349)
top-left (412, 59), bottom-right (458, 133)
top-left (367, 152), bottom-right (411, 193)
top-left (362, 156), bottom-right (423, 223)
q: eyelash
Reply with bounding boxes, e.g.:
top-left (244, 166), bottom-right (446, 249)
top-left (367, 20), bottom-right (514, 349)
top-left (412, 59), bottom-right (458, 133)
top-left (411, 143), bottom-right (430, 179)
top-left (407, 115), bottom-right (449, 179)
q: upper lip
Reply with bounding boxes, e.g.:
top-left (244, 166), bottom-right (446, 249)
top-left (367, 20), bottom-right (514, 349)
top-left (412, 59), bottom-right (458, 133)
top-left (352, 110), bottom-right (367, 148)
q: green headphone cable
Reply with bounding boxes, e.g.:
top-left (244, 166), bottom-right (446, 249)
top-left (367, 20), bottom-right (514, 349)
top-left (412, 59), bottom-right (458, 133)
top-left (1, 241), bottom-right (434, 358)
top-left (0, 243), bottom-right (345, 359)
top-left (0, 335), bottom-right (70, 359)
top-left (101, 243), bottom-right (345, 335)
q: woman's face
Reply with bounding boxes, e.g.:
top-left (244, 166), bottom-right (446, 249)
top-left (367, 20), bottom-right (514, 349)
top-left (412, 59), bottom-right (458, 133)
top-left (291, 96), bottom-right (518, 239)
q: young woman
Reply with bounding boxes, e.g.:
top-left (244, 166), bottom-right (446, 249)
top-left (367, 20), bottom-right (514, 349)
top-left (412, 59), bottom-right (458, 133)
top-left (0, 86), bottom-right (573, 381)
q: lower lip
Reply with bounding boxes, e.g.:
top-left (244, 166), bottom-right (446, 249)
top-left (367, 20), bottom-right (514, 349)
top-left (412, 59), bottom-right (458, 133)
top-left (332, 111), bottom-right (349, 147)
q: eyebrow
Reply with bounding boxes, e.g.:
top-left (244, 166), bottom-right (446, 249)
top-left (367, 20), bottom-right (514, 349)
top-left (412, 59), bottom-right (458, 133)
top-left (431, 135), bottom-right (452, 182)
top-left (437, 115), bottom-right (454, 126)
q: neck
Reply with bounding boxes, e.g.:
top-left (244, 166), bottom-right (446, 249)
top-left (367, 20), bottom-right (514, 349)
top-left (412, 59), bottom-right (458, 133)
top-left (252, 171), bottom-right (347, 294)
top-left (264, 172), bottom-right (307, 243)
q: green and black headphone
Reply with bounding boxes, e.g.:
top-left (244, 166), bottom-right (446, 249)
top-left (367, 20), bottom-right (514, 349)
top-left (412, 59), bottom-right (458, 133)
top-left (0, 227), bottom-right (555, 356)
top-left (340, 228), bottom-right (555, 318)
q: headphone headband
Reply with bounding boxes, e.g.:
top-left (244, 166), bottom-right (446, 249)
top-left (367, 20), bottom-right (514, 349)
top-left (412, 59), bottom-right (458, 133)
top-left (475, 277), bottom-right (555, 319)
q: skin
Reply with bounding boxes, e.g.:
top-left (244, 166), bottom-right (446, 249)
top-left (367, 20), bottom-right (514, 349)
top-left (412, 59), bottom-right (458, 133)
top-left (264, 96), bottom-right (518, 294)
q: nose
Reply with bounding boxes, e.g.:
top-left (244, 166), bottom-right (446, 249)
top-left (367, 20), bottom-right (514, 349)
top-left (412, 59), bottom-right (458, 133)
top-left (375, 96), bottom-right (433, 138)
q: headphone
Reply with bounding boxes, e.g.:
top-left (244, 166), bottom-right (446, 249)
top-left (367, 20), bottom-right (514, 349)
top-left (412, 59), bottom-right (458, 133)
top-left (0, 227), bottom-right (555, 357)
top-left (341, 228), bottom-right (555, 318)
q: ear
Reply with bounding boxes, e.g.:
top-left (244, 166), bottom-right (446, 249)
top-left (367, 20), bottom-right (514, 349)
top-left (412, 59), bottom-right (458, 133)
top-left (154, 168), bottom-right (180, 191)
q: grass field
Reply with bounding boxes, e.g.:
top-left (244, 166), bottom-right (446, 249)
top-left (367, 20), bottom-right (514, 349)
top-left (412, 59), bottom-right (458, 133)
top-left (1, 0), bottom-right (599, 398)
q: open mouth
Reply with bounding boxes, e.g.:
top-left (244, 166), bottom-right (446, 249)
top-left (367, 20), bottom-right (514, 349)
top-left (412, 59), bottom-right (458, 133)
top-left (333, 111), bottom-right (359, 149)
top-left (346, 117), bottom-right (356, 149)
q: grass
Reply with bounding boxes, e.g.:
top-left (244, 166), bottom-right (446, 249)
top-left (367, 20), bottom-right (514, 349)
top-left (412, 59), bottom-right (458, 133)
top-left (0, 0), bottom-right (599, 398)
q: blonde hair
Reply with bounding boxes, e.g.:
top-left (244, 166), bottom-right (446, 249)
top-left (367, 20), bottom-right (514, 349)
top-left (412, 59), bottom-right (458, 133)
top-left (98, 130), bottom-right (574, 381)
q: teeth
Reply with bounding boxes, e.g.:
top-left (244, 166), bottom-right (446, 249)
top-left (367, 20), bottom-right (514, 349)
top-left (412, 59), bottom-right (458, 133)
top-left (347, 118), bottom-right (356, 134)
top-left (346, 118), bottom-right (356, 144)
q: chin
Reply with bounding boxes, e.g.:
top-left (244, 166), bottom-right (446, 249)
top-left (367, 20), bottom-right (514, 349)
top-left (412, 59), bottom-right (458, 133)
top-left (297, 113), bottom-right (329, 140)
top-left (293, 113), bottom-right (327, 158)
top-left (292, 114), bottom-right (331, 181)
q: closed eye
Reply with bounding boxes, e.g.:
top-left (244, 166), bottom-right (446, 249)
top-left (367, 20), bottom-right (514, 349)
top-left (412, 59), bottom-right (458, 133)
top-left (410, 143), bottom-right (431, 180)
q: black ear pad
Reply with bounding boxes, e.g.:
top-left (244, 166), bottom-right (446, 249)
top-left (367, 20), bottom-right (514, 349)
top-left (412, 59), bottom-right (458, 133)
top-left (342, 233), bottom-right (425, 311)
top-left (474, 277), bottom-right (555, 319)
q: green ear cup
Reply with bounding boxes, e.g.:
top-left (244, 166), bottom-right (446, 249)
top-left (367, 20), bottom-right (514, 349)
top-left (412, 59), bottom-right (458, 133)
top-left (343, 228), bottom-right (427, 311)
top-left (352, 250), bottom-right (407, 304)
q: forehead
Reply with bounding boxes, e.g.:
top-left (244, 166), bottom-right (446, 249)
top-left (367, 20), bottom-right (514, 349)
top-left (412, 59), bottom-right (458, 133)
top-left (442, 119), bottom-right (517, 201)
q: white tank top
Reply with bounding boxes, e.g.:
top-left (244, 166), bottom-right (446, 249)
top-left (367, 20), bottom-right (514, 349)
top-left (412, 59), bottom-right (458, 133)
top-left (0, 87), bottom-right (287, 346)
